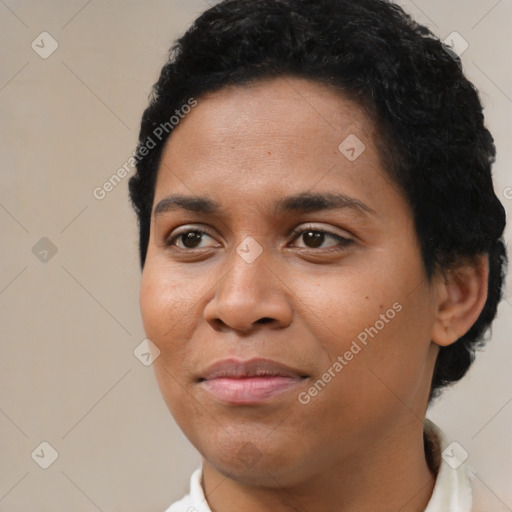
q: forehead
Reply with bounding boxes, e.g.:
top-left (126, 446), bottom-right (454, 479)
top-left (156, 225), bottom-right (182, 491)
top-left (162, 76), bottom-right (374, 153)
top-left (153, 76), bottom-right (393, 213)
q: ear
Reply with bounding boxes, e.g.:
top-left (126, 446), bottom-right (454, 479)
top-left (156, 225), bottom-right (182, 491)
top-left (431, 255), bottom-right (489, 347)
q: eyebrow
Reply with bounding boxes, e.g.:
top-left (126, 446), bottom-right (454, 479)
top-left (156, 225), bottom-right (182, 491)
top-left (153, 192), bottom-right (376, 217)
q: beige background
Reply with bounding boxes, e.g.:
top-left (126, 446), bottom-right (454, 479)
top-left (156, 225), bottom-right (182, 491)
top-left (0, 0), bottom-right (510, 510)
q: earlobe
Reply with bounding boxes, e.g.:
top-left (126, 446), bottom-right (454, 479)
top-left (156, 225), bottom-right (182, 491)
top-left (431, 255), bottom-right (489, 347)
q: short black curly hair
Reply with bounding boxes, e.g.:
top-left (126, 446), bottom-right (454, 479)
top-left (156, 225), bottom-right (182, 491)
top-left (128, 0), bottom-right (507, 403)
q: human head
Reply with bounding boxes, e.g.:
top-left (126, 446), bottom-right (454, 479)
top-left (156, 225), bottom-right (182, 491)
top-left (129, 0), bottom-right (506, 410)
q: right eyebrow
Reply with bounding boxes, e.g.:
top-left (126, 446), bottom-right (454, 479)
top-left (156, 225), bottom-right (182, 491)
top-left (153, 194), bottom-right (222, 216)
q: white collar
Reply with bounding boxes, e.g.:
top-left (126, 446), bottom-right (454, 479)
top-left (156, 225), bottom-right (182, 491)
top-left (165, 420), bottom-right (476, 512)
top-left (423, 418), bottom-right (474, 511)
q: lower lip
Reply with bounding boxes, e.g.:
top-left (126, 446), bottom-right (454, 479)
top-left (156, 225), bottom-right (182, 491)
top-left (201, 376), bottom-right (303, 405)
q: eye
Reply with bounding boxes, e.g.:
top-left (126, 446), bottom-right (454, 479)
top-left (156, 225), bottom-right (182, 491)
top-left (165, 229), bottom-right (219, 249)
top-left (290, 226), bottom-right (353, 250)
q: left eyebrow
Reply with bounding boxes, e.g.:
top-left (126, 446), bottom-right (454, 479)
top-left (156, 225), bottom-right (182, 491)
top-left (273, 192), bottom-right (376, 216)
top-left (153, 191), bottom-right (376, 217)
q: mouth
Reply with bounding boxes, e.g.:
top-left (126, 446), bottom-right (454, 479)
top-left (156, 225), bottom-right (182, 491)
top-left (198, 358), bottom-right (309, 405)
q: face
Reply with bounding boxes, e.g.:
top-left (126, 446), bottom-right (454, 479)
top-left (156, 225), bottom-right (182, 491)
top-left (140, 76), bottom-right (441, 487)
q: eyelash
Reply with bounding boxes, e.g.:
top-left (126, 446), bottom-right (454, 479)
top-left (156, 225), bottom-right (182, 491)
top-left (165, 225), bottom-right (353, 251)
top-left (289, 225), bottom-right (353, 250)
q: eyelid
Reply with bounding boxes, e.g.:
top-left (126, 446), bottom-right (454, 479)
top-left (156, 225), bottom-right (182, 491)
top-left (164, 224), bottom-right (219, 248)
top-left (289, 223), bottom-right (353, 243)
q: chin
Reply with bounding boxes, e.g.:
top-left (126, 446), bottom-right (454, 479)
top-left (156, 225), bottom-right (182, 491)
top-left (198, 428), bottom-right (314, 487)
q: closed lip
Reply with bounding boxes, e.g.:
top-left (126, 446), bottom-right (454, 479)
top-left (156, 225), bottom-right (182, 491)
top-left (198, 357), bottom-right (309, 381)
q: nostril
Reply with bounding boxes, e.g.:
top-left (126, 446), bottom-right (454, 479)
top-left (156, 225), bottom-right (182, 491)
top-left (256, 317), bottom-right (274, 325)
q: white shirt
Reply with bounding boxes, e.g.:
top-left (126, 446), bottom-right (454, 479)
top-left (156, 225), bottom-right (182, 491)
top-left (164, 420), bottom-right (491, 512)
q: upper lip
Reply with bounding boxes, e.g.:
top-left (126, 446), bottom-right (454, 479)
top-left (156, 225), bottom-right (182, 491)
top-left (199, 358), bottom-right (308, 381)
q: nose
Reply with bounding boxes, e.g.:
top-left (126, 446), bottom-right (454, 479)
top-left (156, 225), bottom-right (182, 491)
top-left (203, 243), bottom-right (293, 333)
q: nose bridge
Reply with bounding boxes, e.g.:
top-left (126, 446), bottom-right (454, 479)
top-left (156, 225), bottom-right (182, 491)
top-left (204, 235), bottom-right (292, 331)
top-left (222, 235), bottom-right (272, 301)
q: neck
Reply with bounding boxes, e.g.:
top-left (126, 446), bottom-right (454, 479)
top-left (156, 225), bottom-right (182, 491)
top-left (201, 418), bottom-right (436, 512)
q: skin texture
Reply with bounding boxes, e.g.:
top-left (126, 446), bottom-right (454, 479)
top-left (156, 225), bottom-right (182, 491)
top-left (139, 77), bottom-right (488, 512)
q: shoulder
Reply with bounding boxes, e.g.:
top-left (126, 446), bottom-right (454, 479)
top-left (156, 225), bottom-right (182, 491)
top-left (162, 467), bottom-right (212, 512)
top-left (164, 493), bottom-right (195, 512)
top-left (469, 469), bottom-right (511, 512)
top-left (423, 419), bottom-right (472, 512)
top-left (424, 419), bottom-right (508, 512)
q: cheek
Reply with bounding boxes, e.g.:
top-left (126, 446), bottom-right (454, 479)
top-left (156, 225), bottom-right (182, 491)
top-left (289, 264), bottom-right (397, 351)
top-left (139, 265), bottom-right (196, 414)
top-left (139, 263), bottom-right (198, 366)
top-left (139, 271), bottom-right (171, 341)
top-left (292, 248), bottom-right (435, 401)
top-left (140, 259), bottom-right (199, 334)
